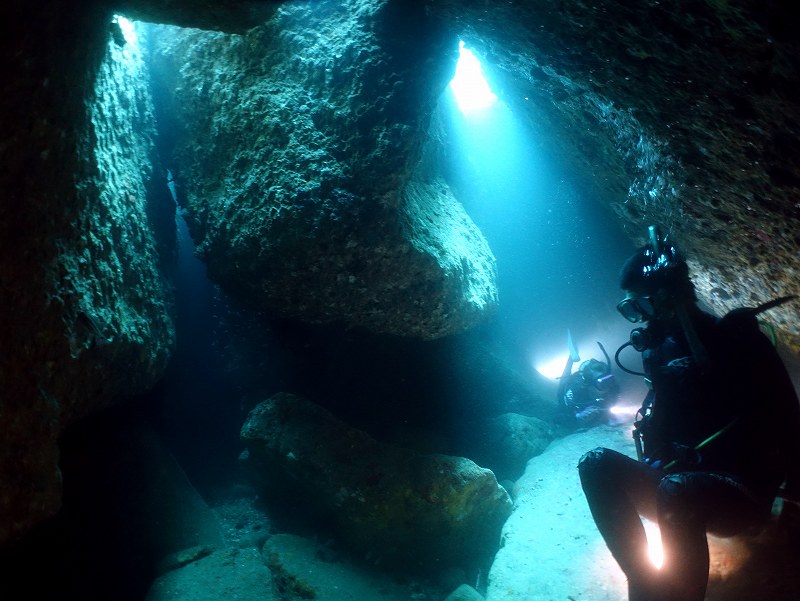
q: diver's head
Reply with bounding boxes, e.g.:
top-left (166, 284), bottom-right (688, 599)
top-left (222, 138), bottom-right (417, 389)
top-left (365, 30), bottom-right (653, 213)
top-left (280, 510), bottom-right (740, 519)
top-left (617, 226), bottom-right (696, 323)
top-left (579, 358), bottom-right (615, 391)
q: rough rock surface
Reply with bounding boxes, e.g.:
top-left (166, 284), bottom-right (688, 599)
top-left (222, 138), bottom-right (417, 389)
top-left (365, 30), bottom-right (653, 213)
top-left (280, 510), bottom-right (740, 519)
top-left (147, 530), bottom-right (448, 601)
top-left (428, 0), bottom-right (800, 353)
top-left (470, 413), bottom-right (554, 482)
top-left (263, 533), bottom-right (435, 601)
top-left (146, 547), bottom-right (276, 601)
top-left (115, 0), bottom-right (281, 33)
top-left (5, 0), bottom-right (800, 552)
top-left (240, 392), bottom-right (513, 573)
top-left (148, 0), bottom-right (498, 339)
top-left (0, 7), bottom-right (175, 545)
top-left (445, 584), bottom-right (485, 601)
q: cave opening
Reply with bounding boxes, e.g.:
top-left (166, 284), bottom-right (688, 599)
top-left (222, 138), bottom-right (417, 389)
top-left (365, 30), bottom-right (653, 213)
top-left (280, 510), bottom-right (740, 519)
top-left (449, 40), bottom-right (498, 114)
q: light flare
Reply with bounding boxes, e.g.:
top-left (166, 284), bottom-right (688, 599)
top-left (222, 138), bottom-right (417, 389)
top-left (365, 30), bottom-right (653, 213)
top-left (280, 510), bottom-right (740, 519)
top-left (642, 519), bottom-right (664, 569)
top-left (534, 352), bottom-right (571, 380)
top-left (449, 41), bottom-right (498, 114)
top-left (113, 15), bottom-right (138, 47)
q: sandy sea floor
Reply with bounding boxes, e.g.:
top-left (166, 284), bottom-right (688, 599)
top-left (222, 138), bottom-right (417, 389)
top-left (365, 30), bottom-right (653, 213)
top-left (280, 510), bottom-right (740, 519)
top-left (486, 424), bottom-right (800, 601)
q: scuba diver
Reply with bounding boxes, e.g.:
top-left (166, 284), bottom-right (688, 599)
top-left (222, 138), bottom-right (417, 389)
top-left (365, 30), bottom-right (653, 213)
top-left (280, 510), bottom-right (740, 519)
top-left (578, 225), bottom-right (800, 601)
top-left (557, 332), bottom-right (618, 428)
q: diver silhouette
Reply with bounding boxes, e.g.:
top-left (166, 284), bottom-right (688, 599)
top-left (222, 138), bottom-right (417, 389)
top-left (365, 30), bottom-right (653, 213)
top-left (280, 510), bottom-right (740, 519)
top-left (557, 332), bottom-right (617, 428)
top-left (578, 226), bottom-right (800, 601)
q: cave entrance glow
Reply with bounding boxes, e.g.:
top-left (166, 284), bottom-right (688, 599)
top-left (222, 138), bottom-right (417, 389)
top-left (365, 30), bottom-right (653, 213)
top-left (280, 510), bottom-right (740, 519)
top-left (449, 41), bottom-right (498, 114)
top-left (440, 41), bottom-right (645, 402)
top-left (113, 15), bottom-right (139, 47)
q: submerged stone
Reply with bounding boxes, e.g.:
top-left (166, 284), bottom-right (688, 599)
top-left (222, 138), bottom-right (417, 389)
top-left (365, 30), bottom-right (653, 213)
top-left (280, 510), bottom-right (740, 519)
top-left (240, 392), bottom-right (513, 573)
top-left (149, 2), bottom-right (497, 339)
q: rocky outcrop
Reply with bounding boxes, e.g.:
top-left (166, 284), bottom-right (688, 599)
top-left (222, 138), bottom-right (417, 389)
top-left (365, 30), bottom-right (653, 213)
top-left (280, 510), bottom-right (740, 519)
top-left (263, 534), bottom-right (438, 601)
top-left (146, 531), bottom-right (453, 601)
top-left (240, 392), bottom-right (513, 572)
top-left (428, 0), bottom-right (800, 353)
top-left (0, 7), bottom-right (175, 545)
top-left (113, 0), bottom-right (281, 33)
top-left (146, 547), bottom-right (275, 601)
top-left (147, 1), bottom-right (498, 339)
top-left (470, 413), bottom-right (554, 482)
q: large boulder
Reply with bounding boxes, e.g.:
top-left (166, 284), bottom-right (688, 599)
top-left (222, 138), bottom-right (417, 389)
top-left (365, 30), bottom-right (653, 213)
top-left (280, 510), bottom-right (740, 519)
top-left (147, 1), bottom-right (498, 339)
top-left (240, 392), bottom-right (513, 573)
top-left (0, 8), bottom-right (175, 545)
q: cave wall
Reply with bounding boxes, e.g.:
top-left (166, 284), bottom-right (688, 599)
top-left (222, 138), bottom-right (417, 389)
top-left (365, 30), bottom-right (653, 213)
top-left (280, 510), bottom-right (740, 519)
top-left (428, 0), bottom-right (800, 353)
top-left (148, 0), bottom-right (498, 338)
top-left (0, 5), bottom-right (175, 545)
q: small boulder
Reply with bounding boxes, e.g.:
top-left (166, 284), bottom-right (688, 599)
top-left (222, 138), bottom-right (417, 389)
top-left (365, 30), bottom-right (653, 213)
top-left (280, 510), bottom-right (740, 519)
top-left (146, 548), bottom-right (274, 601)
top-left (445, 584), bottom-right (485, 601)
top-left (471, 413), bottom-right (554, 481)
top-left (263, 533), bottom-right (421, 601)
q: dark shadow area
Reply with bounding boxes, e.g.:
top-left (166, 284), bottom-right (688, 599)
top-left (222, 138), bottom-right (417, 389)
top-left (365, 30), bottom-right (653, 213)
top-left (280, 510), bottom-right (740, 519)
top-left (0, 406), bottom-right (164, 601)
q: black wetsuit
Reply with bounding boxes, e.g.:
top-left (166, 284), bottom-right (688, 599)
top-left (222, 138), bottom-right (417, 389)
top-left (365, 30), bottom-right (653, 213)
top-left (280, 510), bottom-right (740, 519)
top-left (578, 308), bottom-right (800, 601)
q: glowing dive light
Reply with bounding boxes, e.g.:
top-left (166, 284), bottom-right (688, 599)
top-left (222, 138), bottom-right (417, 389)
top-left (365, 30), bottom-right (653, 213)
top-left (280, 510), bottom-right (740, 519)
top-left (642, 519), bottom-right (664, 569)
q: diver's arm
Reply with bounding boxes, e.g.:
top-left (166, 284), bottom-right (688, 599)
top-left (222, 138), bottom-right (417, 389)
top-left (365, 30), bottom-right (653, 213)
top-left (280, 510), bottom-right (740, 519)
top-left (557, 356), bottom-right (575, 406)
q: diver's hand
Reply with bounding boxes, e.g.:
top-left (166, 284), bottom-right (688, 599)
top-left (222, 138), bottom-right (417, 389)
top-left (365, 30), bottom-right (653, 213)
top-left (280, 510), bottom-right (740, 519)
top-left (575, 405), bottom-right (603, 424)
top-left (648, 444), bottom-right (701, 470)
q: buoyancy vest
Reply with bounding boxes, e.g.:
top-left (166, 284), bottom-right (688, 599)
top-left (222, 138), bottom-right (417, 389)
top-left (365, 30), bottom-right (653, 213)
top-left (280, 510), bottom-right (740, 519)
top-left (637, 300), bottom-right (796, 495)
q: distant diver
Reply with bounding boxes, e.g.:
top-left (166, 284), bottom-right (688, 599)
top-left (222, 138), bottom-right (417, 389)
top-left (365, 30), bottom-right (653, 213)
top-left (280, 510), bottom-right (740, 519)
top-left (557, 330), bottom-right (618, 428)
top-left (578, 225), bottom-right (800, 601)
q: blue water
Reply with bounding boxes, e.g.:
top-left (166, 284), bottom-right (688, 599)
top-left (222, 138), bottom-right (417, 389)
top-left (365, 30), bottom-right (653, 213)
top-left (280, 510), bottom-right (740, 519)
top-left (439, 87), bottom-right (640, 380)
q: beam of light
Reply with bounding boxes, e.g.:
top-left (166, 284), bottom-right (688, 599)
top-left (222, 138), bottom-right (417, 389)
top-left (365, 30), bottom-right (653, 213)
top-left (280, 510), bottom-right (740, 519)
top-left (113, 15), bottom-right (139, 47)
top-left (449, 41), bottom-right (498, 114)
top-left (642, 519), bottom-right (664, 569)
top-left (609, 403), bottom-right (639, 417)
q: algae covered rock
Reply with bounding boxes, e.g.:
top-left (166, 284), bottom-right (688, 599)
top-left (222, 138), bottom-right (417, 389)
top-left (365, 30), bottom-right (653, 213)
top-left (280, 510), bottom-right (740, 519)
top-left (240, 392), bottom-right (512, 572)
top-left (149, 1), bottom-right (497, 339)
top-left (1, 12), bottom-right (175, 545)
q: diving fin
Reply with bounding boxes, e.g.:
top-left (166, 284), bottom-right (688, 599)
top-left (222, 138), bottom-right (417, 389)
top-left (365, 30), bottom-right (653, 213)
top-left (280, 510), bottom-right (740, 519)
top-left (567, 329), bottom-right (580, 362)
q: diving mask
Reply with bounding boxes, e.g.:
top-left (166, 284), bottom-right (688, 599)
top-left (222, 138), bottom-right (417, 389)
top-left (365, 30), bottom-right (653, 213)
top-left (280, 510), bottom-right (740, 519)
top-left (616, 295), bottom-right (656, 323)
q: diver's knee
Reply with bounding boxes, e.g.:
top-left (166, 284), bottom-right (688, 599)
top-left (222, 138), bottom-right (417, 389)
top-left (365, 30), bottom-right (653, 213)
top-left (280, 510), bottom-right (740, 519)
top-left (658, 474), bottom-right (689, 498)
top-left (577, 446), bottom-right (610, 475)
top-left (657, 474), bottom-right (701, 525)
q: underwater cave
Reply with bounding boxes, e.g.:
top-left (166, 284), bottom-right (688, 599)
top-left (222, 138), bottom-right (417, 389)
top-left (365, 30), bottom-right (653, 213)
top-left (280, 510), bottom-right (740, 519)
top-left (2, 1), bottom-right (800, 600)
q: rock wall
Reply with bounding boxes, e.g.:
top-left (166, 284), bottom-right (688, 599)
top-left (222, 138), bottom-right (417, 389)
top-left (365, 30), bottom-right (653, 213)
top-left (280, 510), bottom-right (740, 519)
top-left (428, 0), bottom-right (800, 353)
top-left (0, 6), bottom-right (175, 545)
top-left (148, 0), bottom-right (498, 339)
